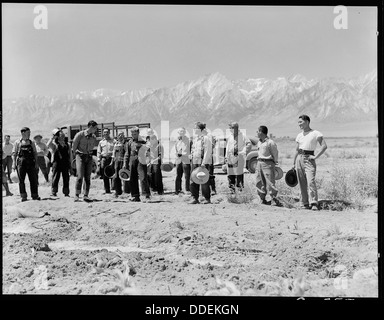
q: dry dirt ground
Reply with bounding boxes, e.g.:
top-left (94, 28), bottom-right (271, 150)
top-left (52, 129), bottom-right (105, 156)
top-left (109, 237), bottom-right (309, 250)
top-left (2, 169), bottom-right (378, 297)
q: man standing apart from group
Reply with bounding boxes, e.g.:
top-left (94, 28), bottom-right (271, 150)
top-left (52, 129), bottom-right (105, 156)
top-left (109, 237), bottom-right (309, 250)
top-left (225, 121), bottom-right (251, 192)
top-left (255, 125), bottom-right (281, 206)
top-left (97, 128), bottom-right (114, 194)
top-left (12, 127), bottom-right (40, 202)
top-left (293, 115), bottom-right (327, 211)
top-left (72, 120), bottom-right (98, 202)
top-left (189, 122), bottom-right (212, 204)
top-left (174, 127), bottom-right (191, 195)
top-left (2, 135), bottom-right (13, 183)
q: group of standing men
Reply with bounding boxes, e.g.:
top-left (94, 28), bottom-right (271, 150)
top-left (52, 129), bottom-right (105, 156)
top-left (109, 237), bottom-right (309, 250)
top-left (3, 114), bottom-right (327, 210)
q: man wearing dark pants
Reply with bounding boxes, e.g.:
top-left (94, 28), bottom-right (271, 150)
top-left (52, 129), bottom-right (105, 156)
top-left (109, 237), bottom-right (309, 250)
top-left (12, 127), bottom-right (40, 202)
top-left (72, 120), bottom-right (98, 202)
top-left (124, 127), bottom-right (150, 202)
top-left (174, 127), bottom-right (191, 195)
top-left (2, 135), bottom-right (13, 183)
top-left (33, 134), bottom-right (50, 184)
top-left (189, 122), bottom-right (212, 204)
top-left (97, 128), bottom-right (114, 194)
top-left (111, 132), bottom-right (127, 197)
top-left (293, 115), bottom-right (327, 211)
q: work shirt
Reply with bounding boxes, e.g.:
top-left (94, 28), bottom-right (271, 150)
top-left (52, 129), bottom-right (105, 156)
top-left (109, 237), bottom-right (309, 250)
top-left (2, 142), bottom-right (13, 158)
top-left (72, 129), bottom-right (97, 155)
top-left (97, 137), bottom-right (114, 161)
top-left (35, 141), bottom-right (49, 157)
top-left (173, 136), bottom-right (191, 165)
top-left (191, 131), bottom-right (212, 165)
top-left (295, 130), bottom-right (323, 151)
top-left (124, 137), bottom-right (148, 164)
top-left (225, 132), bottom-right (250, 175)
top-left (147, 137), bottom-right (163, 164)
top-left (48, 139), bottom-right (71, 165)
top-left (257, 137), bottom-right (279, 164)
top-left (112, 140), bottom-right (127, 162)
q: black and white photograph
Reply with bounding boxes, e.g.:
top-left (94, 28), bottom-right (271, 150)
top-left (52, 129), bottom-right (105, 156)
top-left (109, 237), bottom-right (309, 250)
top-left (2, 3), bottom-right (380, 301)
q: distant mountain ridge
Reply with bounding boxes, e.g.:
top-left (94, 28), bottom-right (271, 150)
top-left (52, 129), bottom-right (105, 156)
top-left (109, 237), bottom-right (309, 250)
top-left (2, 71), bottom-right (377, 137)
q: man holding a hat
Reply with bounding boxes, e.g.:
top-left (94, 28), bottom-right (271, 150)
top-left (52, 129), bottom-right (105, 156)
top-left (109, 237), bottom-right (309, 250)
top-left (225, 121), bottom-right (251, 192)
top-left (33, 134), bottom-right (50, 184)
top-left (255, 125), bottom-right (282, 206)
top-left (293, 115), bottom-right (327, 210)
top-left (97, 128), bottom-right (114, 194)
top-left (189, 122), bottom-right (212, 204)
top-left (72, 120), bottom-right (98, 202)
top-left (123, 126), bottom-right (150, 201)
top-left (173, 127), bottom-right (191, 195)
top-left (111, 132), bottom-right (128, 198)
top-left (146, 128), bottom-right (164, 195)
top-left (12, 127), bottom-right (40, 201)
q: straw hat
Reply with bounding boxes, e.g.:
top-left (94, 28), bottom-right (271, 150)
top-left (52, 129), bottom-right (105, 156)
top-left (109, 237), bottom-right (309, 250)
top-left (104, 163), bottom-right (116, 179)
top-left (119, 168), bottom-right (130, 181)
top-left (161, 162), bottom-right (174, 172)
top-left (285, 167), bottom-right (298, 187)
top-left (191, 166), bottom-right (209, 184)
top-left (10, 171), bottom-right (19, 183)
top-left (274, 166), bottom-right (284, 180)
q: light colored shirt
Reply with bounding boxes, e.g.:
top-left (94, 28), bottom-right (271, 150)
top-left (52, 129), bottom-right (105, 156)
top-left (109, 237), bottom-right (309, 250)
top-left (147, 138), bottom-right (163, 164)
top-left (72, 129), bottom-right (97, 155)
top-left (257, 137), bottom-right (279, 163)
top-left (2, 142), bottom-right (13, 158)
top-left (97, 138), bottom-right (114, 161)
top-left (112, 140), bottom-right (127, 161)
top-left (295, 130), bottom-right (323, 151)
top-left (35, 141), bottom-right (49, 157)
top-left (173, 136), bottom-right (191, 164)
top-left (225, 132), bottom-right (250, 160)
top-left (191, 131), bottom-right (212, 165)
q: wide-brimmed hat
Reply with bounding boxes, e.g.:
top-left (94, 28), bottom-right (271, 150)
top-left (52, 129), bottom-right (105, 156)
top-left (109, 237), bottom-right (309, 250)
top-left (119, 168), bottom-right (130, 181)
top-left (285, 168), bottom-right (298, 187)
top-left (161, 162), bottom-right (174, 172)
top-left (104, 163), bottom-right (116, 179)
top-left (10, 171), bottom-right (19, 183)
top-left (52, 128), bottom-right (61, 136)
top-left (274, 166), bottom-right (284, 180)
top-left (191, 166), bottom-right (209, 185)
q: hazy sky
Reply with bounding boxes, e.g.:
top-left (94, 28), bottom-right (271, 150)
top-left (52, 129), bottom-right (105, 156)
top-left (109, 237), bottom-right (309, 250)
top-left (2, 4), bottom-right (377, 99)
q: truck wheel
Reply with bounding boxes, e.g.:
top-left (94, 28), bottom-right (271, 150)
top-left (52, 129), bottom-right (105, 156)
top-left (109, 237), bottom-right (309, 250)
top-left (247, 157), bottom-right (258, 173)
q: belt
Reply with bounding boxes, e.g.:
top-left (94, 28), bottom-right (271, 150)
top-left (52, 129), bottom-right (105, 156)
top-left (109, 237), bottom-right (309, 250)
top-left (298, 149), bottom-right (314, 155)
top-left (258, 158), bottom-right (274, 162)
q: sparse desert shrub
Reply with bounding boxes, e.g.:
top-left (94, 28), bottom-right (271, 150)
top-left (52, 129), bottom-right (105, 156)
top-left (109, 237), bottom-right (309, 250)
top-left (321, 160), bottom-right (378, 210)
top-left (226, 182), bottom-right (256, 204)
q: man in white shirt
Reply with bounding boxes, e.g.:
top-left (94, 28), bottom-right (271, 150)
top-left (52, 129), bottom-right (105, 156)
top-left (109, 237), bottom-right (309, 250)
top-left (293, 115), bottom-right (327, 210)
top-left (2, 135), bottom-right (13, 183)
top-left (97, 128), bottom-right (114, 194)
top-left (33, 134), bottom-right (50, 184)
top-left (173, 127), bottom-right (191, 195)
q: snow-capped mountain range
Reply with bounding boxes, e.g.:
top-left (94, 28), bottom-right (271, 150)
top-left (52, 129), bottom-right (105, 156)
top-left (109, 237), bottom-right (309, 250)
top-left (2, 71), bottom-right (377, 137)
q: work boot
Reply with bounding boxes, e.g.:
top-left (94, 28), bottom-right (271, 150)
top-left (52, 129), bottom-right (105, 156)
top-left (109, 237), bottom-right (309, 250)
top-left (271, 198), bottom-right (282, 207)
top-left (83, 195), bottom-right (92, 202)
top-left (311, 204), bottom-right (319, 211)
top-left (188, 199), bottom-right (200, 204)
top-left (261, 199), bottom-right (268, 205)
top-left (74, 195), bottom-right (80, 202)
top-left (201, 199), bottom-right (211, 204)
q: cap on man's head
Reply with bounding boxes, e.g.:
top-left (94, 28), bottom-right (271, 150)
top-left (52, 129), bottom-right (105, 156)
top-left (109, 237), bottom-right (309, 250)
top-left (21, 127), bottom-right (30, 132)
top-left (147, 128), bottom-right (155, 136)
top-left (33, 134), bottom-right (42, 139)
top-left (130, 126), bottom-right (140, 133)
top-left (229, 121), bottom-right (239, 129)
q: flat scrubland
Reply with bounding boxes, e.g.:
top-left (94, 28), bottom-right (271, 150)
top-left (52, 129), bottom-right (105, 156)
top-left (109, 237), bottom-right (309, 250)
top-left (2, 137), bottom-right (378, 297)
